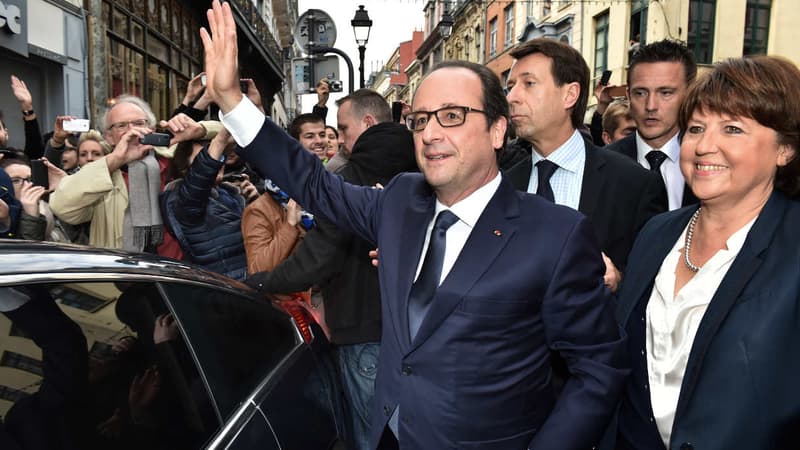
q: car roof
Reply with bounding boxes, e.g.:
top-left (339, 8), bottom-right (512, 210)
top-left (0, 239), bottom-right (252, 293)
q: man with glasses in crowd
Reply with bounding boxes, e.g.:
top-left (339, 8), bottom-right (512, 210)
top-left (49, 95), bottom-right (220, 253)
top-left (200, 3), bottom-right (626, 448)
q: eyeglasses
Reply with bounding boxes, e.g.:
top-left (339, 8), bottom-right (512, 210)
top-left (405, 106), bottom-right (487, 132)
top-left (107, 119), bottom-right (149, 132)
top-left (10, 177), bottom-right (32, 186)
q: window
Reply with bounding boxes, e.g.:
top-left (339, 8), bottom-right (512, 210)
top-left (743, 0), bottom-right (771, 55)
top-left (688, 0), bottom-right (716, 64)
top-left (630, 0), bottom-right (648, 54)
top-left (160, 283), bottom-right (297, 421)
top-left (504, 4), bottom-right (514, 49)
top-left (0, 385), bottom-right (29, 403)
top-left (1, 351), bottom-right (43, 376)
top-left (489, 17), bottom-right (498, 58)
top-left (594, 12), bottom-right (609, 79)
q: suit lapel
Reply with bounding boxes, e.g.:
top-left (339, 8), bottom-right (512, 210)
top-left (578, 142), bottom-right (602, 219)
top-left (408, 178), bottom-right (520, 353)
top-left (503, 155), bottom-right (532, 192)
top-left (673, 192), bottom-right (787, 422)
top-left (395, 188), bottom-right (436, 350)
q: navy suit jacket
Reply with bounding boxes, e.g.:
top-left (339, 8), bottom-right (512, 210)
top-left (605, 134), bottom-right (698, 207)
top-left (614, 191), bottom-right (800, 450)
top-left (504, 139), bottom-right (667, 270)
top-left (238, 118), bottom-right (628, 450)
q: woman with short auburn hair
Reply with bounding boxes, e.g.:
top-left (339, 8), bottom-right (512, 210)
top-left (613, 55), bottom-right (800, 450)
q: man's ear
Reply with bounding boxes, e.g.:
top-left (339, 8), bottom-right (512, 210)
top-left (563, 82), bottom-right (580, 110)
top-left (363, 114), bottom-right (377, 128)
top-left (491, 116), bottom-right (507, 150)
top-left (602, 130), bottom-right (612, 145)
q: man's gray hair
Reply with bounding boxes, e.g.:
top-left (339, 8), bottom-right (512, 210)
top-left (99, 94), bottom-right (158, 131)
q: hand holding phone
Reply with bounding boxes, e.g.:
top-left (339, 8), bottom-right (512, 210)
top-left (599, 70), bottom-right (612, 85)
top-left (606, 85), bottom-right (628, 98)
top-left (63, 119), bottom-right (90, 133)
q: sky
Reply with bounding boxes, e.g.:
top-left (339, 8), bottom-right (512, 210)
top-left (297, 0), bottom-right (425, 119)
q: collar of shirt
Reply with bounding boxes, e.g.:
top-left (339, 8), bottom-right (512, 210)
top-left (530, 129), bottom-right (585, 174)
top-left (434, 172), bottom-right (502, 228)
top-left (635, 131), bottom-right (680, 167)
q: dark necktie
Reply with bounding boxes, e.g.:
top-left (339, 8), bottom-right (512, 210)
top-left (407, 210), bottom-right (459, 339)
top-left (645, 150), bottom-right (668, 172)
top-left (536, 160), bottom-right (559, 203)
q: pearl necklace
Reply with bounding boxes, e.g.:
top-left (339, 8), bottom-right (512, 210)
top-left (684, 207), bottom-right (702, 272)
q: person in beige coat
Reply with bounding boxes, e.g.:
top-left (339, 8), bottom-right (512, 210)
top-left (49, 95), bottom-right (220, 251)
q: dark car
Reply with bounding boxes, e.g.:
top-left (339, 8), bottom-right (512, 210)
top-left (0, 240), bottom-right (345, 449)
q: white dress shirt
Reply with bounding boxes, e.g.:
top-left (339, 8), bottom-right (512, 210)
top-left (414, 173), bottom-right (502, 284)
top-left (646, 215), bottom-right (756, 447)
top-left (218, 96), bottom-right (266, 147)
top-left (635, 132), bottom-right (684, 211)
top-left (527, 129), bottom-right (586, 210)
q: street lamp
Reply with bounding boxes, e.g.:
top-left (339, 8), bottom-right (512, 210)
top-left (438, 10), bottom-right (454, 40)
top-left (351, 5), bottom-right (372, 88)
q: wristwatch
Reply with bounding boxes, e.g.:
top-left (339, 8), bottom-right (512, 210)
top-left (21, 109), bottom-right (34, 117)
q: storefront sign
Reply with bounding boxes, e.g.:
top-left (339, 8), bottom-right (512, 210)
top-left (0, 0), bottom-right (26, 57)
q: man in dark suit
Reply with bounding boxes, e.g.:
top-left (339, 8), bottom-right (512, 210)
top-left (200, 2), bottom-right (626, 449)
top-left (503, 38), bottom-right (667, 291)
top-left (604, 40), bottom-right (698, 210)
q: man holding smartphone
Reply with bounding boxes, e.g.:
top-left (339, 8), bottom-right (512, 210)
top-left (49, 95), bottom-right (222, 253)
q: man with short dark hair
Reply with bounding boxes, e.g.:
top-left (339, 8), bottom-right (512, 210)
top-left (503, 38), bottom-right (667, 289)
top-left (200, 3), bottom-right (627, 448)
top-left (605, 39), bottom-right (698, 210)
top-left (289, 113), bottom-right (328, 160)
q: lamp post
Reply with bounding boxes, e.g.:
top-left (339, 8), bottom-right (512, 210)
top-left (438, 9), bottom-right (454, 40)
top-left (351, 5), bottom-right (372, 89)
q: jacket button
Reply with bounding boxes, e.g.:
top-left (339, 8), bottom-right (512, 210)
top-left (401, 364), bottom-right (412, 376)
top-left (680, 443), bottom-right (694, 450)
top-left (383, 405), bottom-right (391, 416)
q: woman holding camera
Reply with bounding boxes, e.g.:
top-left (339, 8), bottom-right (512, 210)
top-left (614, 56), bottom-right (800, 450)
top-left (160, 116), bottom-right (253, 280)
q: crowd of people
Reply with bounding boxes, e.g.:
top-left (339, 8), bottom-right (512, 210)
top-left (2, 1), bottom-right (800, 448)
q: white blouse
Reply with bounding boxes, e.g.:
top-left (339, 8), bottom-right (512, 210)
top-left (646, 215), bottom-right (757, 447)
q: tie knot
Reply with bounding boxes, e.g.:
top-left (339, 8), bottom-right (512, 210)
top-left (536, 159), bottom-right (559, 181)
top-left (645, 150), bottom-right (668, 171)
top-left (434, 210), bottom-right (459, 231)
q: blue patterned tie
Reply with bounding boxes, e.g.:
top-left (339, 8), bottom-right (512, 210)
top-left (407, 210), bottom-right (459, 339)
top-left (645, 150), bottom-right (668, 172)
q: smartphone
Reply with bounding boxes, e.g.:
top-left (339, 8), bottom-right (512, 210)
top-left (240, 80), bottom-right (249, 93)
top-left (222, 173), bottom-right (246, 183)
top-left (30, 159), bottom-right (49, 190)
top-left (606, 85), bottom-right (628, 98)
top-left (140, 132), bottom-right (171, 146)
top-left (599, 69), bottom-right (612, 85)
top-left (63, 119), bottom-right (90, 133)
top-left (201, 74), bottom-right (207, 86)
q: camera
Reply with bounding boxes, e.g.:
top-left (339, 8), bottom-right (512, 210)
top-left (140, 132), bottom-right (171, 147)
top-left (328, 79), bottom-right (343, 93)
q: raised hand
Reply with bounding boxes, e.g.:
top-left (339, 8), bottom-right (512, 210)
top-left (159, 113), bottom-right (206, 146)
top-left (200, 0), bottom-right (242, 113)
top-left (183, 72), bottom-right (206, 105)
top-left (18, 181), bottom-right (46, 216)
top-left (51, 116), bottom-right (76, 147)
top-left (10, 75), bottom-right (33, 111)
top-left (316, 78), bottom-right (330, 106)
top-left (41, 158), bottom-right (67, 192)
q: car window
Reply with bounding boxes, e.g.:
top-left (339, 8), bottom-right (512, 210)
top-left (0, 282), bottom-right (218, 449)
top-left (158, 283), bottom-right (298, 422)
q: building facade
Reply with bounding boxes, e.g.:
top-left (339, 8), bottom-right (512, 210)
top-left (0, 0), bottom-right (88, 150)
top-left (446, 0), bottom-right (483, 63)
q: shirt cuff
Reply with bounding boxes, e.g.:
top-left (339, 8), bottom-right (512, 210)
top-left (218, 96), bottom-right (265, 148)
